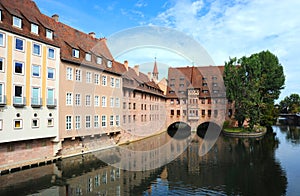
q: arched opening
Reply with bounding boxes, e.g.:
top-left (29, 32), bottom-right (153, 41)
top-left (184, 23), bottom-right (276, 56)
top-left (197, 122), bottom-right (222, 140)
top-left (167, 122), bottom-right (191, 140)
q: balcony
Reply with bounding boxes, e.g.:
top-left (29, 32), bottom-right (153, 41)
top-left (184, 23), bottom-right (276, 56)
top-left (188, 115), bottom-right (200, 120)
top-left (13, 96), bottom-right (26, 107)
top-left (47, 99), bottom-right (57, 108)
top-left (0, 95), bottom-right (6, 106)
top-left (31, 97), bottom-right (42, 108)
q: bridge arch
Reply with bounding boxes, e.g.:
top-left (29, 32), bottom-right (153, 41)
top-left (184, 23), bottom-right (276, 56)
top-left (167, 121), bottom-right (191, 140)
top-left (196, 121), bottom-right (222, 140)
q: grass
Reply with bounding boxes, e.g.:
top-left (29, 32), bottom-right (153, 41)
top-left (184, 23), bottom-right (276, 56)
top-left (223, 127), bottom-right (250, 133)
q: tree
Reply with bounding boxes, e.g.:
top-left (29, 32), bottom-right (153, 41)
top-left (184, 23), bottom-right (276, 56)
top-left (279, 94), bottom-right (300, 114)
top-left (224, 50), bottom-right (285, 130)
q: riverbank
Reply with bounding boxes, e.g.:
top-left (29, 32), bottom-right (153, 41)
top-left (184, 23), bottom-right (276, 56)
top-left (222, 126), bottom-right (267, 138)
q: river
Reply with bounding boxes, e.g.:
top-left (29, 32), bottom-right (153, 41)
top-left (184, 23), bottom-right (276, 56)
top-left (0, 125), bottom-right (299, 195)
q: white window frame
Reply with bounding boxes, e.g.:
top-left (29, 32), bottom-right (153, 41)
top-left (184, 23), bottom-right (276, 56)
top-left (94, 95), bottom-right (99, 106)
top-left (0, 119), bottom-right (3, 130)
top-left (94, 115), bottom-right (99, 128)
top-left (107, 60), bottom-right (112, 68)
top-left (97, 57), bottom-right (102, 64)
top-left (94, 74), bottom-right (99, 84)
top-left (31, 23), bottom-right (39, 34)
top-left (75, 69), bottom-right (81, 81)
top-left (85, 115), bottom-right (91, 128)
top-left (66, 93), bottom-right (73, 105)
top-left (86, 72), bottom-right (92, 83)
top-left (110, 77), bottom-right (115, 87)
top-left (72, 49), bottom-right (79, 58)
top-left (116, 78), bottom-right (120, 88)
top-left (47, 118), bottom-right (54, 127)
top-left (75, 115), bottom-right (81, 130)
top-left (66, 116), bottom-right (72, 130)
top-left (85, 53), bottom-right (91, 61)
top-left (32, 43), bottom-right (41, 56)
top-left (101, 115), bottom-right (107, 127)
top-left (14, 119), bottom-right (23, 129)
top-left (85, 95), bottom-right (91, 106)
top-left (48, 47), bottom-right (55, 59)
top-left (115, 115), bottom-right (120, 127)
top-left (75, 93), bottom-right (81, 106)
top-left (47, 67), bottom-right (55, 79)
top-left (0, 32), bottom-right (5, 47)
top-left (0, 57), bottom-right (5, 72)
top-left (115, 98), bottom-right (120, 108)
top-left (32, 118), bottom-right (40, 128)
top-left (102, 75), bottom-right (107, 86)
top-left (66, 67), bottom-right (73, 80)
top-left (110, 97), bottom-right (114, 108)
top-left (14, 61), bottom-right (24, 75)
top-left (13, 16), bottom-right (22, 28)
top-left (46, 29), bottom-right (53, 39)
top-left (15, 37), bottom-right (24, 51)
top-left (110, 115), bottom-right (114, 126)
top-left (101, 96), bottom-right (107, 107)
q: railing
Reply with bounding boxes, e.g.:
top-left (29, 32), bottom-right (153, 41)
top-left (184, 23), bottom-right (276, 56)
top-left (13, 96), bottom-right (26, 107)
top-left (47, 99), bottom-right (57, 108)
top-left (188, 115), bottom-right (200, 120)
top-left (31, 97), bottom-right (42, 107)
top-left (0, 95), bottom-right (6, 106)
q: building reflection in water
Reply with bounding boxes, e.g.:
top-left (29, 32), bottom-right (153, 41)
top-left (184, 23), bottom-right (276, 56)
top-left (0, 129), bottom-right (288, 196)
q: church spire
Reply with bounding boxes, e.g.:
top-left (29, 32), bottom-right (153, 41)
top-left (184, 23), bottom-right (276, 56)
top-left (153, 57), bottom-right (159, 81)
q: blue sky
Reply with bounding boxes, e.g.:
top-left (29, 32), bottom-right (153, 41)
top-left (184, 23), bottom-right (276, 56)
top-left (35, 0), bottom-right (300, 102)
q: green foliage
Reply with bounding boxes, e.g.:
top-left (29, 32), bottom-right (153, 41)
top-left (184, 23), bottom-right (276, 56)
top-left (224, 50), bottom-right (285, 130)
top-left (279, 94), bottom-right (300, 113)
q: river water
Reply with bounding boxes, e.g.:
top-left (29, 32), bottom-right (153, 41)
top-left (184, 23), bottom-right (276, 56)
top-left (0, 126), bottom-right (299, 195)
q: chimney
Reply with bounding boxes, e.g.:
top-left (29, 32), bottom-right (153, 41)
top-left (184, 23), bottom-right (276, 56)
top-left (52, 14), bottom-right (59, 22)
top-left (134, 65), bottom-right (139, 76)
top-left (89, 32), bottom-right (96, 38)
top-left (147, 72), bottom-right (152, 80)
top-left (124, 60), bottom-right (129, 71)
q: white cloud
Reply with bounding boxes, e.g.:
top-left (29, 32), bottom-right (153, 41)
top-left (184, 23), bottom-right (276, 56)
top-left (150, 0), bottom-right (300, 100)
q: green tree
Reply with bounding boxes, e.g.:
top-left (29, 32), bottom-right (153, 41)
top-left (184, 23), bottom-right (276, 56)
top-left (224, 51), bottom-right (285, 130)
top-left (279, 94), bottom-right (300, 114)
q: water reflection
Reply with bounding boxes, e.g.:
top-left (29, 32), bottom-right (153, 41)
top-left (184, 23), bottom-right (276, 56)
top-left (278, 126), bottom-right (300, 145)
top-left (0, 128), bottom-right (288, 196)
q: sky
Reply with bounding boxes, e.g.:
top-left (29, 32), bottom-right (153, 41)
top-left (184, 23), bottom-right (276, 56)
top-left (34, 0), bottom-right (300, 102)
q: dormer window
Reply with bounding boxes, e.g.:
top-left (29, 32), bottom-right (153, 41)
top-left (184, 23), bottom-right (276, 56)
top-left (46, 29), bottom-right (53, 39)
top-left (85, 53), bottom-right (91, 61)
top-left (107, 60), bottom-right (112, 68)
top-left (72, 49), bottom-right (79, 58)
top-left (13, 16), bottom-right (22, 28)
top-left (97, 57), bottom-right (102, 64)
top-left (31, 23), bottom-right (39, 34)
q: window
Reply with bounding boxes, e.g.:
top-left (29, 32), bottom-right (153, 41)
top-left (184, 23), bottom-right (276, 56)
top-left (32, 119), bottom-right (39, 128)
top-left (94, 74), bottom-right (99, 84)
top-left (110, 77), bottom-right (115, 87)
top-left (75, 116), bottom-right (81, 129)
top-left (0, 10), bottom-right (2, 21)
top-left (97, 57), bottom-right (102, 64)
top-left (13, 16), bottom-right (22, 28)
top-left (94, 115), bottom-right (99, 128)
top-left (110, 97), bottom-right (114, 107)
top-left (102, 75), bottom-right (107, 86)
top-left (15, 38), bottom-right (24, 51)
top-left (85, 53), bottom-right (91, 61)
top-left (85, 95), bottom-right (91, 106)
top-left (0, 58), bottom-right (4, 72)
top-left (66, 116), bottom-right (72, 130)
top-left (31, 23), bottom-right (39, 34)
top-left (72, 49), bottom-right (79, 58)
top-left (115, 78), bottom-right (120, 88)
top-left (66, 67), bottom-right (73, 80)
top-left (31, 65), bottom-right (40, 77)
top-left (107, 60), bottom-right (112, 68)
top-left (32, 43), bottom-right (41, 56)
top-left (47, 68), bottom-right (55, 79)
top-left (212, 76), bottom-right (217, 80)
top-left (48, 48), bottom-right (55, 59)
top-left (101, 115), bottom-right (106, 127)
top-left (46, 29), bottom-right (53, 39)
top-left (75, 69), bottom-right (81, 81)
top-left (86, 72), bottom-right (91, 83)
top-left (102, 96), bottom-right (106, 107)
top-left (75, 94), bottom-right (81, 106)
top-left (14, 61), bottom-right (24, 74)
top-left (47, 118), bottom-right (54, 127)
top-left (47, 89), bottom-right (55, 106)
top-left (213, 83), bottom-right (218, 87)
top-left (0, 119), bottom-right (3, 130)
top-left (110, 115), bottom-right (114, 126)
top-left (0, 83), bottom-right (4, 104)
top-left (85, 116), bottom-right (91, 128)
top-left (0, 33), bottom-right (5, 47)
top-left (66, 93), bottom-right (73, 105)
top-left (31, 87), bottom-right (41, 105)
top-left (115, 98), bottom-right (120, 108)
top-left (94, 95), bottom-right (99, 106)
top-left (14, 119), bottom-right (23, 129)
top-left (115, 115), bottom-right (120, 126)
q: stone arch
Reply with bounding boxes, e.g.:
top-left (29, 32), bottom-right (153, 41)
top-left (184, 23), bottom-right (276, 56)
top-left (197, 121), bottom-right (222, 140)
top-left (167, 121), bottom-right (191, 140)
